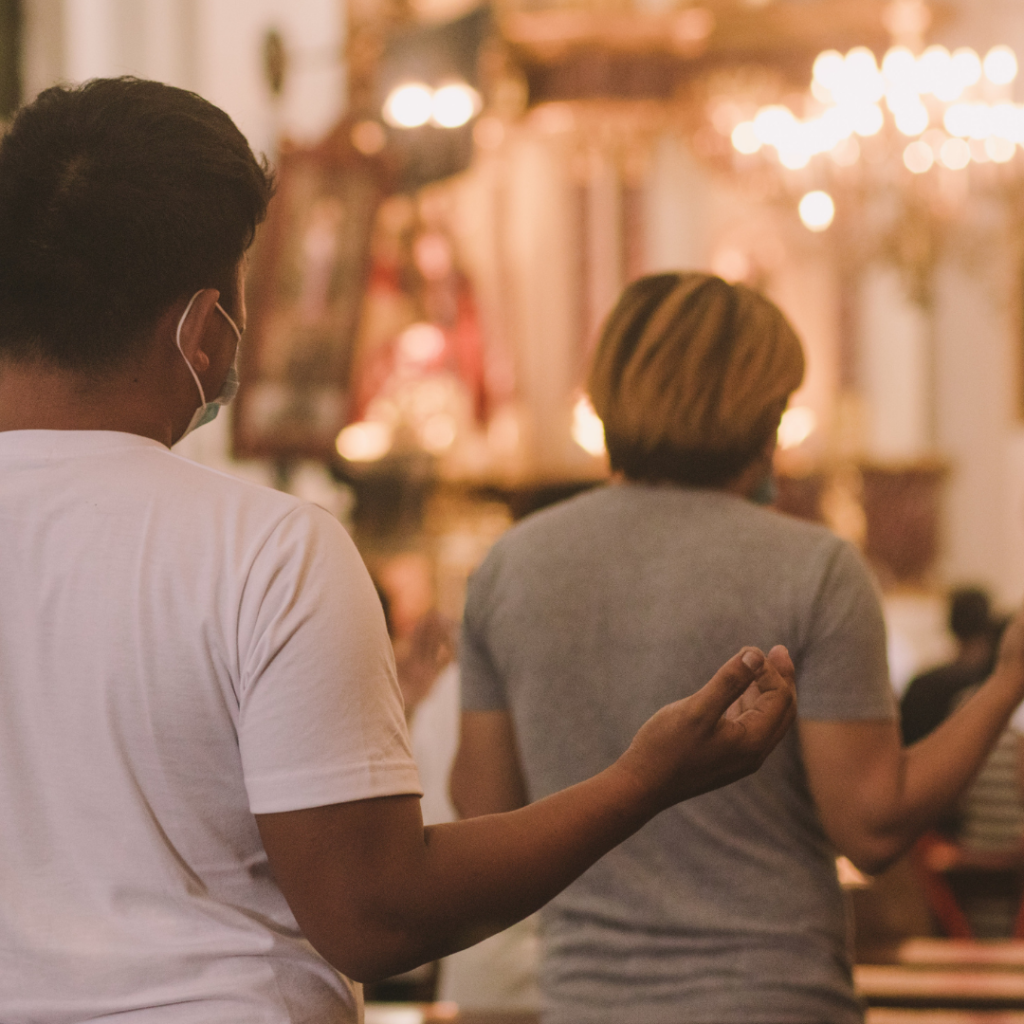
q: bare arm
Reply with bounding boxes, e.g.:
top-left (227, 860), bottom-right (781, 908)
top-left (256, 645), bottom-right (796, 983)
top-left (450, 710), bottom-right (528, 817)
top-left (801, 610), bottom-right (1024, 875)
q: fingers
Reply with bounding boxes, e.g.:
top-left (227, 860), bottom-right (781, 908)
top-left (767, 645), bottom-right (795, 682)
top-left (688, 647), bottom-right (766, 725)
top-left (730, 654), bottom-right (797, 750)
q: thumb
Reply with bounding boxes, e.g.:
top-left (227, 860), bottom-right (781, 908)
top-left (688, 647), bottom-right (765, 725)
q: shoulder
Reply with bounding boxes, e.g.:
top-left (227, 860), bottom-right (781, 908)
top-left (156, 450), bottom-right (360, 577)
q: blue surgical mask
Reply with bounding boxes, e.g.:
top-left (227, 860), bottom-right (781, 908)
top-left (176, 290), bottom-right (243, 438)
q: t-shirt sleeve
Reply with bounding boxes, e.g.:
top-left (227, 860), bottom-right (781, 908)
top-left (235, 504), bottom-right (422, 814)
top-left (795, 539), bottom-right (898, 722)
top-left (459, 553), bottom-right (508, 713)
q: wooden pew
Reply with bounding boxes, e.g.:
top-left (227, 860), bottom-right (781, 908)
top-left (896, 940), bottom-right (1024, 968)
top-left (366, 1002), bottom-right (1024, 1024)
top-left (867, 1013), bottom-right (1024, 1024)
top-left (856, 964), bottom-right (1024, 1009)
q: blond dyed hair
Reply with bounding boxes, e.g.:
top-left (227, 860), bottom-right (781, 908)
top-left (588, 273), bottom-right (805, 486)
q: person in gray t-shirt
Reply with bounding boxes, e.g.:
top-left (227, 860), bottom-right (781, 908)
top-left (452, 272), bottom-right (1024, 1024)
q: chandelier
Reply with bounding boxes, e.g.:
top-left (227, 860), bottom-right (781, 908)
top-left (723, 38), bottom-right (1023, 233)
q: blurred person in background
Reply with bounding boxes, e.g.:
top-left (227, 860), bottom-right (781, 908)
top-left (902, 587), bottom-right (1003, 747)
top-left (453, 272), bottom-right (1024, 1024)
top-left (902, 587), bottom-right (1024, 936)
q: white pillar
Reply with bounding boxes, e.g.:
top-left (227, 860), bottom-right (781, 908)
top-left (643, 133), bottom-right (710, 273)
top-left (933, 255), bottom-right (1018, 601)
top-left (62, 0), bottom-right (118, 81)
top-left (858, 264), bottom-right (932, 462)
top-left (504, 131), bottom-right (580, 474)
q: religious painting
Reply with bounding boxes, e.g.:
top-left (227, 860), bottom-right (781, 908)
top-left (234, 130), bottom-right (386, 460)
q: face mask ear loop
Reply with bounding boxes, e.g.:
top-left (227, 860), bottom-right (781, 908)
top-left (214, 301), bottom-right (242, 345)
top-left (176, 290), bottom-right (207, 407)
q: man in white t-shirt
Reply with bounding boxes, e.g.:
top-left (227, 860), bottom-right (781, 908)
top-left (0, 79), bottom-right (798, 1023)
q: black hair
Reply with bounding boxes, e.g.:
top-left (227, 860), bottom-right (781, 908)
top-left (949, 586), bottom-right (993, 642)
top-left (0, 77), bottom-right (275, 372)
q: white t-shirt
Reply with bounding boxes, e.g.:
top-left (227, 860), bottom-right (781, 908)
top-left (0, 430), bottom-right (422, 1024)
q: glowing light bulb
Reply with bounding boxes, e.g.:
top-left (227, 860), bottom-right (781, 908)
top-left (813, 50), bottom-right (845, 93)
top-left (852, 104), bottom-right (884, 137)
top-left (779, 150), bottom-right (810, 170)
top-left (778, 406), bottom-right (818, 449)
top-left (336, 421), bottom-right (394, 462)
top-left (895, 102), bottom-right (929, 136)
top-left (798, 191), bottom-right (835, 231)
top-left (918, 45), bottom-right (952, 96)
top-left (731, 121), bottom-right (762, 154)
top-left (842, 47), bottom-right (884, 104)
top-left (984, 46), bottom-right (1018, 85)
top-left (431, 83), bottom-right (480, 128)
top-left (943, 103), bottom-right (973, 137)
top-left (572, 395), bottom-right (606, 457)
top-left (882, 46), bottom-right (918, 89)
top-left (952, 48), bottom-right (982, 88)
top-left (383, 83), bottom-right (433, 128)
top-left (753, 105), bottom-right (797, 146)
top-left (991, 102), bottom-right (1020, 140)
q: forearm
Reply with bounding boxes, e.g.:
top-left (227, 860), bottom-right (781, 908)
top-left (258, 645), bottom-right (797, 982)
top-left (898, 666), bottom-right (1023, 833)
top-left (808, 666), bottom-right (1024, 874)
top-left (302, 763), bottom-right (654, 981)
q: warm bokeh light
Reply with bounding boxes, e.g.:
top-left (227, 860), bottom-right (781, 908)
top-left (729, 42), bottom-right (1023, 180)
top-left (383, 83), bottom-right (432, 128)
top-left (904, 140), bottom-right (935, 173)
top-left (813, 50), bottom-right (845, 93)
top-left (419, 414), bottom-right (457, 453)
top-left (895, 102), bottom-right (929, 136)
top-left (336, 421), bottom-right (394, 462)
top-left (798, 191), bottom-right (835, 232)
top-left (984, 45), bottom-right (1018, 86)
top-left (753, 105), bottom-right (797, 145)
top-left (842, 48), bottom-right (884, 105)
top-left (952, 48), bottom-right (982, 88)
top-left (852, 104), bottom-right (884, 137)
top-left (882, 46), bottom-right (917, 89)
top-left (986, 135), bottom-right (1016, 163)
top-left (917, 46), bottom-right (952, 94)
top-left (398, 322), bottom-right (446, 365)
top-left (731, 121), bottom-right (761, 154)
top-left (431, 83), bottom-right (480, 128)
top-left (777, 406), bottom-right (818, 450)
top-left (940, 137), bottom-right (971, 169)
top-left (572, 395), bottom-right (607, 457)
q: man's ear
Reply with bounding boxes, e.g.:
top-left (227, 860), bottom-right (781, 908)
top-left (173, 289), bottom-right (222, 372)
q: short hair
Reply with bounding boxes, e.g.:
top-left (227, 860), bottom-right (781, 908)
top-left (588, 273), bottom-right (805, 487)
top-left (949, 587), bottom-right (992, 641)
top-left (0, 77), bottom-right (275, 372)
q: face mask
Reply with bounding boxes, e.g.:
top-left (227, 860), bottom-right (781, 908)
top-left (176, 290), bottom-right (243, 439)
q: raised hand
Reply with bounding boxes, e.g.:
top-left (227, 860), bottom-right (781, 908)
top-left (615, 645), bottom-right (797, 815)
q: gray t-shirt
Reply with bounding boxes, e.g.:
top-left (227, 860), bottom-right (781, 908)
top-left (461, 483), bottom-right (896, 1024)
